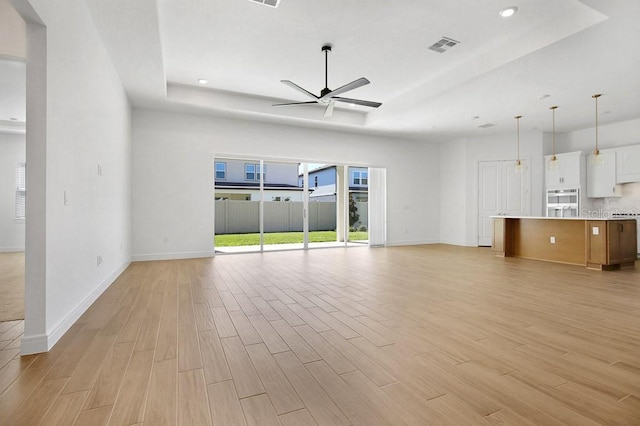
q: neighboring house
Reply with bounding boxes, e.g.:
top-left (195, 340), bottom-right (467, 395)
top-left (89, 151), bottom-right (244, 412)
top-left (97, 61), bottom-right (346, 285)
top-left (299, 165), bottom-right (368, 202)
top-left (215, 159), bottom-right (303, 201)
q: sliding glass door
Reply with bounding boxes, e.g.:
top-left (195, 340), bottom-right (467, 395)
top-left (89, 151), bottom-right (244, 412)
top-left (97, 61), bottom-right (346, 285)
top-left (214, 157), bottom-right (385, 253)
top-left (262, 161), bottom-right (306, 252)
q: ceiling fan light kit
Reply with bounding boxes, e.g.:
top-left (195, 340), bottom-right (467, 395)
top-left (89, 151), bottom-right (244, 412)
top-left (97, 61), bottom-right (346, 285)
top-left (273, 45), bottom-right (382, 118)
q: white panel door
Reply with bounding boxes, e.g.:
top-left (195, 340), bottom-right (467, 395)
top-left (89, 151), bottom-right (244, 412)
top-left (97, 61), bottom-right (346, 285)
top-left (478, 160), bottom-right (530, 246)
top-left (478, 161), bottom-right (502, 247)
top-left (503, 160), bottom-right (530, 215)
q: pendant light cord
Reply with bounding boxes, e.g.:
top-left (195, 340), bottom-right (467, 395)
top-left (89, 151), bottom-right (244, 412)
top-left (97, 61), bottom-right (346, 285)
top-left (592, 94), bottom-right (601, 155)
top-left (550, 106), bottom-right (558, 160)
top-left (515, 115), bottom-right (522, 165)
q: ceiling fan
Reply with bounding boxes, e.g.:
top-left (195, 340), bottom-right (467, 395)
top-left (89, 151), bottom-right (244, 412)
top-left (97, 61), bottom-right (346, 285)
top-left (273, 45), bottom-right (382, 118)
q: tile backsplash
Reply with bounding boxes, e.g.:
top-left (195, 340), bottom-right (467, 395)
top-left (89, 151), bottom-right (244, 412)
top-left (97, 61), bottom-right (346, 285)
top-left (590, 182), bottom-right (640, 216)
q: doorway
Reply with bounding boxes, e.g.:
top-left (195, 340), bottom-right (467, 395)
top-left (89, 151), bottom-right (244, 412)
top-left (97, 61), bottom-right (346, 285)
top-left (0, 2), bottom-right (27, 325)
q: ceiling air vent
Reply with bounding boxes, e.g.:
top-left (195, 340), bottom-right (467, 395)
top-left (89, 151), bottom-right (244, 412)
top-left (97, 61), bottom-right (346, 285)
top-left (250, 0), bottom-right (281, 7)
top-left (428, 37), bottom-right (460, 53)
top-left (478, 123), bottom-right (496, 129)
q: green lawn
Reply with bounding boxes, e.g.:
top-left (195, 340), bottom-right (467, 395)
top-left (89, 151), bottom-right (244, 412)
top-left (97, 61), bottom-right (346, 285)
top-left (215, 231), bottom-right (368, 246)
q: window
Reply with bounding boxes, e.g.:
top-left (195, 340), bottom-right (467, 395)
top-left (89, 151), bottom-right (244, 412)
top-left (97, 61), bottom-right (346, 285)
top-left (245, 163), bottom-right (266, 181)
top-left (352, 170), bottom-right (368, 186)
top-left (15, 163), bottom-right (26, 220)
top-left (215, 162), bottom-right (226, 180)
top-left (245, 163), bottom-right (255, 181)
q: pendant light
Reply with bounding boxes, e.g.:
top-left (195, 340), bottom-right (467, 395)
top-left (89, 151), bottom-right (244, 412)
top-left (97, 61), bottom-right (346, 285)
top-left (514, 115), bottom-right (523, 172)
top-left (590, 94), bottom-right (604, 166)
top-left (547, 106), bottom-right (559, 170)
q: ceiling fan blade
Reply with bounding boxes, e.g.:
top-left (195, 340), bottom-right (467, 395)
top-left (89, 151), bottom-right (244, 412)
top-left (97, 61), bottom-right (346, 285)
top-left (323, 101), bottom-right (335, 118)
top-left (320, 77), bottom-right (370, 99)
top-left (281, 80), bottom-right (318, 100)
top-left (332, 96), bottom-right (382, 108)
top-left (272, 101), bottom-right (319, 107)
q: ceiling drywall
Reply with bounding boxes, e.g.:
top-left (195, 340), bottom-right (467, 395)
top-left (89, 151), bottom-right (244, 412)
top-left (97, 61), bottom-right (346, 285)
top-left (4, 0), bottom-right (640, 141)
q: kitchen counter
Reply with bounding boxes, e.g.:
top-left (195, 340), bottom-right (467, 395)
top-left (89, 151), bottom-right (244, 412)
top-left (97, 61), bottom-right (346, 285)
top-left (491, 215), bottom-right (613, 221)
top-left (492, 216), bottom-right (637, 270)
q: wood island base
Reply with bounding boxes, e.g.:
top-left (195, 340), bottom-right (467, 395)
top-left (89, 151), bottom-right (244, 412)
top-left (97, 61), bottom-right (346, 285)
top-left (492, 217), bottom-right (637, 270)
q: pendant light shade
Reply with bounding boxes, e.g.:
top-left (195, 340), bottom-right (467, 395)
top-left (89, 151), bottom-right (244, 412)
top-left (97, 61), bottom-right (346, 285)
top-left (590, 94), bottom-right (604, 166)
top-left (548, 106), bottom-right (559, 170)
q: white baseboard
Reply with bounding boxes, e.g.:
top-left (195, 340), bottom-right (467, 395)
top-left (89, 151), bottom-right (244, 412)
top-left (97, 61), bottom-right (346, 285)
top-left (131, 251), bottom-right (216, 262)
top-left (0, 247), bottom-right (25, 253)
top-left (20, 333), bottom-right (48, 355)
top-left (385, 239), bottom-right (439, 247)
top-left (21, 258), bottom-right (131, 355)
top-left (439, 239), bottom-right (478, 247)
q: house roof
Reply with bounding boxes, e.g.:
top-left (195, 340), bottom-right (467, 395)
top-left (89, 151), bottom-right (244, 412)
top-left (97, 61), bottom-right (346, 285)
top-left (215, 182), bottom-right (303, 191)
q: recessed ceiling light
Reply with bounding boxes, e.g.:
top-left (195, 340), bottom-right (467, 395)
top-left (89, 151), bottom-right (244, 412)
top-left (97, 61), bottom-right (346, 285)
top-left (601, 110), bottom-right (612, 115)
top-left (499, 6), bottom-right (518, 18)
top-left (197, 78), bottom-right (208, 84)
top-left (349, 104), bottom-right (356, 107)
top-left (470, 116), bottom-right (480, 120)
top-left (537, 94), bottom-right (551, 100)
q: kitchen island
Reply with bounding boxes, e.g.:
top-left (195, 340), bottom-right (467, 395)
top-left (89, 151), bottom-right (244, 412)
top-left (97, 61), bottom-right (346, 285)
top-left (492, 216), bottom-right (637, 270)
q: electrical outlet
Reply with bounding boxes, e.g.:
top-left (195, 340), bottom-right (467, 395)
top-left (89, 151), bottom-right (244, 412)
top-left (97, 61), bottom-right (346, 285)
top-left (550, 236), bottom-right (556, 244)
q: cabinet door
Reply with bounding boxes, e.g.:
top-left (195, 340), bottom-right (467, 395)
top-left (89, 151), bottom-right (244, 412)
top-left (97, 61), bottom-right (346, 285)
top-left (545, 155), bottom-right (564, 187)
top-left (607, 220), bottom-right (638, 264)
top-left (560, 153), bottom-right (581, 187)
top-left (616, 145), bottom-right (640, 183)
top-left (587, 150), bottom-right (621, 198)
top-left (545, 152), bottom-right (581, 188)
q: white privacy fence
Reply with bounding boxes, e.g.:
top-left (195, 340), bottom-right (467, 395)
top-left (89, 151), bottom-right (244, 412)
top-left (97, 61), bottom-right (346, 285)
top-left (215, 200), bottom-right (368, 234)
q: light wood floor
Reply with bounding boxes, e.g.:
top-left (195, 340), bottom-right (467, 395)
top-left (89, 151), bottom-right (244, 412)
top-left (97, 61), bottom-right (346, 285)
top-left (0, 252), bottom-right (24, 322)
top-left (1, 245), bottom-right (639, 425)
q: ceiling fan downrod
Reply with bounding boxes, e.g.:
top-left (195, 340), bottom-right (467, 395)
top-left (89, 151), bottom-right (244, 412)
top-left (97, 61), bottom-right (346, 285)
top-left (321, 45), bottom-right (332, 97)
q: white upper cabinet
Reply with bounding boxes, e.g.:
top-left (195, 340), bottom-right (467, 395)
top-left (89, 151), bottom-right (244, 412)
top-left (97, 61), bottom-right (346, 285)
top-left (587, 149), bottom-right (622, 198)
top-left (544, 151), bottom-right (583, 189)
top-left (616, 144), bottom-right (640, 183)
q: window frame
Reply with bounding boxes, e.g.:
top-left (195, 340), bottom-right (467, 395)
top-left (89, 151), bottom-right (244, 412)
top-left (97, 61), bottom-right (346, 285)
top-left (215, 161), bottom-right (227, 180)
top-left (352, 170), bottom-right (368, 186)
top-left (245, 163), bottom-right (266, 182)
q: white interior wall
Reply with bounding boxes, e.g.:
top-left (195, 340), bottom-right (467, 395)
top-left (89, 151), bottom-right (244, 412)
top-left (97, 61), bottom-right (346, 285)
top-left (439, 139), bottom-right (467, 246)
top-left (556, 118), bottom-right (640, 154)
top-left (0, 132), bottom-right (26, 251)
top-left (131, 109), bottom-right (440, 260)
top-left (439, 132), bottom-right (544, 246)
top-left (18, 0), bottom-right (131, 354)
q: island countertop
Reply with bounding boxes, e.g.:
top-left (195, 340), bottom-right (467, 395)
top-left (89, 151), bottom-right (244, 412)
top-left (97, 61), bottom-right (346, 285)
top-left (490, 215), bottom-right (614, 221)
top-left (492, 216), bottom-right (637, 270)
